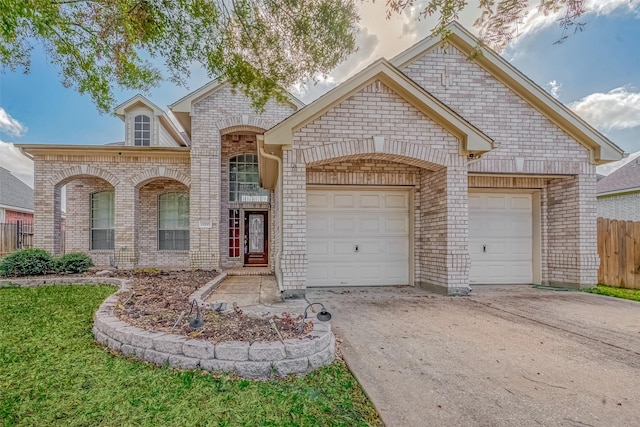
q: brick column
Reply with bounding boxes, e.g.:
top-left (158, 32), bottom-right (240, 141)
top-left (189, 145), bottom-right (221, 270)
top-left (546, 172), bottom-right (598, 288)
top-left (33, 162), bottom-right (64, 256)
top-left (418, 163), bottom-right (470, 295)
top-left (280, 149), bottom-right (307, 297)
top-left (113, 184), bottom-right (137, 269)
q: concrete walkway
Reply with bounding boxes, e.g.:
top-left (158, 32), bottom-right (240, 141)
top-left (205, 275), bottom-right (308, 314)
top-left (308, 285), bottom-right (640, 427)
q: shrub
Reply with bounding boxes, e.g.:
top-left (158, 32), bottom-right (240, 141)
top-left (55, 253), bottom-right (94, 274)
top-left (0, 249), bottom-right (55, 277)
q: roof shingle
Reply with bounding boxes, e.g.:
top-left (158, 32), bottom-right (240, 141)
top-left (597, 157), bottom-right (640, 195)
top-left (0, 167), bottom-right (34, 211)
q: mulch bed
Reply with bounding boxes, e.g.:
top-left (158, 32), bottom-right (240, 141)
top-left (112, 270), bottom-right (312, 344)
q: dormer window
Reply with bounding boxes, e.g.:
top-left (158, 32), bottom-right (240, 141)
top-left (134, 114), bottom-right (151, 146)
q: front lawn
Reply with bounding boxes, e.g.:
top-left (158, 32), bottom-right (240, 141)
top-left (0, 285), bottom-right (380, 426)
top-left (584, 285), bottom-right (640, 302)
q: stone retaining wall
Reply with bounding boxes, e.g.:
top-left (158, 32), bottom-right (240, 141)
top-left (1, 275), bottom-right (336, 378)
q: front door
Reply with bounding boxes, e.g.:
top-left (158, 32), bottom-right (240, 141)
top-left (244, 211), bottom-right (268, 265)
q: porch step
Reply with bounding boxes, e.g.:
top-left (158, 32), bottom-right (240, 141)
top-left (223, 267), bottom-right (272, 276)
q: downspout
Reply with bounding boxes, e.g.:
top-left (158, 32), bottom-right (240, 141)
top-left (258, 141), bottom-right (285, 294)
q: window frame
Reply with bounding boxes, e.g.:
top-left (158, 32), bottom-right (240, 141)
top-left (158, 192), bottom-right (190, 251)
top-left (133, 114), bottom-right (151, 146)
top-left (90, 190), bottom-right (115, 250)
top-left (228, 153), bottom-right (270, 203)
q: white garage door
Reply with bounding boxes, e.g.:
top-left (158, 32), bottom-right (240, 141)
top-left (307, 188), bottom-right (410, 287)
top-left (469, 193), bottom-right (533, 285)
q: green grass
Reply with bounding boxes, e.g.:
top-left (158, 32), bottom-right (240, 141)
top-left (0, 285), bottom-right (380, 427)
top-left (584, 285), bottom-right (640, 302)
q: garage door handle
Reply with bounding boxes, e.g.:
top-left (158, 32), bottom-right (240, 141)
top-left (483, 245), bottom-right (486, 253)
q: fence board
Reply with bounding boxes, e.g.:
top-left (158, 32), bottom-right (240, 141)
top-left (0, 222), bottom-right (34, 256)
top-left (598, 218), bottom-right (640, 289)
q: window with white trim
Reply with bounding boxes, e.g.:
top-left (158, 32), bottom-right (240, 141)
top-left (134, 114), bottom-right (151, 146)
top-left (229, 154), bottom-right (270, 202)
top-left (158, 193), bottom-right (189, 250)
top-left (91, 191), bottom-right (114, 250)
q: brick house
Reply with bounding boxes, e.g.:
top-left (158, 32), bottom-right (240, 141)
top-left (597, 156), bottom-right (640, 221)
top-left (19, 23), bottom-right (623, 296)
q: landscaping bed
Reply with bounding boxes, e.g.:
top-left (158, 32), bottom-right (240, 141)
top-left (112, 270), bottom-right (312, 344)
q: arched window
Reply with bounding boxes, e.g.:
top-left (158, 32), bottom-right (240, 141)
top-left (91, 191), bottom-right (114, 250)
top-left (228, 154), bottom-right (270, 202)
top-left (134, 114), bottom-right (151, 146)
top-left (158, 193), bottom-right (189, 250)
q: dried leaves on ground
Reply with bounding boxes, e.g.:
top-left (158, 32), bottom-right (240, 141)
top-left (113, 270), bottom-right (312, 343)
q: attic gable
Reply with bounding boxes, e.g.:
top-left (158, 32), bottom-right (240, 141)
top-left (169, 79), bottom-right (305, 138)
top-left (264, 58), bottom-right (494, 154)
top-left (391, 21), bottom-right (624, 165)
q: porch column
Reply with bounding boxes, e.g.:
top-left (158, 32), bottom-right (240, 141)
top-left (280, 148), bottom-right (307, 297)
top-left (33, 162), bottom-right (63, 256)
top-left (546, 172), bottom-right (599, 288)
top-left (418, 163), bottom-right (470, 295)
top-left (114, 183), bottom-right (137, 269)
top-left (189, 144), bottom-right (221, 270)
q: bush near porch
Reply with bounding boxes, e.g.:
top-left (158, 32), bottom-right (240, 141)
top-left (0, 249), bottom-right (93, 277)
top-left (0, 285), bottom-right (381, 426)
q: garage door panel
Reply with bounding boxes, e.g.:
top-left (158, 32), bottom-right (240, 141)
top-left (334, 194), bottom-right (355, 208)
top-left (469, 193), bottom-right (533, 285)
top-left (308, 193), bottom-right (328, 208)
top-left (307, 188), bottom-right (410, 287)
top-left (307, 241), bottom-right (330, 257)
top-left (360, 194), bottom-right (381, 208)
top-left (359, 217), bottom-right (381, 232)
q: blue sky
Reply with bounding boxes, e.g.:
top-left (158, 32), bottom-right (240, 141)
top-left (1, 0), bottom-right (640, 187)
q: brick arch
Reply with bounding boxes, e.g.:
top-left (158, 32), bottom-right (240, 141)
top-left (131, 167), bottom-right (191, 189)
top-left (299, 138), bottom-right (462, 170)
top-left (216, 115), bottom-right (273, 135)
top-left (50, 165), bottom-right (120, 187)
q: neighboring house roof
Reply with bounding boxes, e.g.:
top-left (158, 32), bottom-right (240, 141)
top-left (169, 78), bottom-right (305, 138)
top-left (115, 94), bottom-right (190, 147)
top-left (391, 21), bottom-right (625, 165)
top-left (0, 166), bottom-right (34, 212)
top-left (597, 157), bottom-right (640, 196)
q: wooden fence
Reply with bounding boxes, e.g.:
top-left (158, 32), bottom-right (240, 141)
top-left (0, 221), bottom-right (34, 256)
top-left (598, 217), bottom-right (640, 289)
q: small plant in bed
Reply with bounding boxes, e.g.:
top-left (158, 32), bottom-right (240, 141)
top-left (55, 252), bottom-right (94, 274)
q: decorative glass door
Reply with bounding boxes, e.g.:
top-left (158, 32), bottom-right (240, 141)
top-left (244, 211), bottom-right (268, 265)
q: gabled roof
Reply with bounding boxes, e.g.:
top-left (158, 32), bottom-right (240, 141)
top-left (115, 94), bottom-right (189, 147)
top-left (391, 21), bottom-right (625, 165)
top-left (264, 58), bottom-right (494, 153)
top-left (169, 79), bottom-right (306, 137)
top-left (0, 167), bottom-right (33, 212)
top-left (597, 157), bottom-right (640, 196)
top-left (115, 94), bottom-right (166, 118)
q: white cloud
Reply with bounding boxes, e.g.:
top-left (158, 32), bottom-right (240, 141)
top-left (0, 140), bottom-right (34, 187)
top-left (294, 26), bottom-right (380, 103)
top-left (0, 108), bottom-right (27, 137)
top-left (569, 87), bottom-right (640, 131)
top-left (597, 150), bottom-right (640, 176)
top-left (546, 80), bottom-right (562, 98)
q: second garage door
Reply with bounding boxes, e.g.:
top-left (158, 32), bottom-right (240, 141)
top-left (306, 187), bottom-right (410, 287)
top-left (469, 192), bottom-right (534, 285)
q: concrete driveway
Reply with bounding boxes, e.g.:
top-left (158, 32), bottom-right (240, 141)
top-left (307, 285), bottom-right (640, 427)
